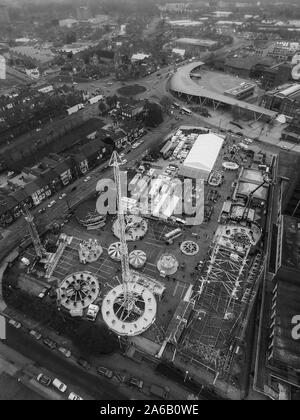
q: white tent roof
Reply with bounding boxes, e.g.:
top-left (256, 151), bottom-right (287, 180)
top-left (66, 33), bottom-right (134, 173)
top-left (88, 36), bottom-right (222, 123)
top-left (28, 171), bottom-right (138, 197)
top-left (183, 133), bottom-right (224, 174)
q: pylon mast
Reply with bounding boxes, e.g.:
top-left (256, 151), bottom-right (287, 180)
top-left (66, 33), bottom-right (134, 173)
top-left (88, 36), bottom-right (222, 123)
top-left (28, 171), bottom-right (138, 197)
top-left (23, 206), bottom-right (46, 259)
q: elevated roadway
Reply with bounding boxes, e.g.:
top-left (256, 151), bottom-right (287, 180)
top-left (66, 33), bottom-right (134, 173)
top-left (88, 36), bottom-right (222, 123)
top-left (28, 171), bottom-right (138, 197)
top-left (170, 62), bottom-right (278, 122)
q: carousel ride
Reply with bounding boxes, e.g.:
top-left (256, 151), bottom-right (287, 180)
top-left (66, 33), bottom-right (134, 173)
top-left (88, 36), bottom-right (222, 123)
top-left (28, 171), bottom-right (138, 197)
top-left (78, 238), bottom-right (103, 264)
top-left (157, 254), bottom-right (179, 277)
top-left (180, 240), bottom-right (199, 256)
top-left (57, 272), bottom-right (100, 314)
top-left (112, 214), bottom-right (148, 242)
top-left (129, 250), bottom-right (147, 269)
top-left (108, 242), bottom-right (122, 261)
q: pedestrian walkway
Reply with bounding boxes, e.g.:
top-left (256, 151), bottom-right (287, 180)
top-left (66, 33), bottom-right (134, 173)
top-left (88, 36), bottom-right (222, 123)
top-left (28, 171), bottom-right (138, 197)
top-left (0, 249), bottom-right (19, 311)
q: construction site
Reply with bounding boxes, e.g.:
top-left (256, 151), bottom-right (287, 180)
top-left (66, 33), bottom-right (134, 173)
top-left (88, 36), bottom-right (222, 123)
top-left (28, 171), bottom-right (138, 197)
top-left (3, 126), bottom-right (274, 394)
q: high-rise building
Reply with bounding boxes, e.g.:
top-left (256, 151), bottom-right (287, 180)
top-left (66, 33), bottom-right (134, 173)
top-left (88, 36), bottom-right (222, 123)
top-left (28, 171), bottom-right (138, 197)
top-left (0, 4), bottom-right (10, 24)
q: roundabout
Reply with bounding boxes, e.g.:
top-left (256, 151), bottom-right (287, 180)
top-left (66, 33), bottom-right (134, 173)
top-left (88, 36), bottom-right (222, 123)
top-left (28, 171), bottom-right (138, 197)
top-left (180, 240), bottom-right (200, 256)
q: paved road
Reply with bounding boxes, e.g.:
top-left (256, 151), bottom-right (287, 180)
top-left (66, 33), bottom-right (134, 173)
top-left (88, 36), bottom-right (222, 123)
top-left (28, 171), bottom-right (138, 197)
top-left (4, 326), bottom-right (128, 400)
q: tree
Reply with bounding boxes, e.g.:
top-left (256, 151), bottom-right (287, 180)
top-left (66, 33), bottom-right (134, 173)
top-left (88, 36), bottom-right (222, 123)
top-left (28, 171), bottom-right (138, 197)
top-left (98, 101), bottom-right (107, 115)
top-left (144, 102), bottom-right (164, 127)
top-left (74, 323), bottom-right (118, 356)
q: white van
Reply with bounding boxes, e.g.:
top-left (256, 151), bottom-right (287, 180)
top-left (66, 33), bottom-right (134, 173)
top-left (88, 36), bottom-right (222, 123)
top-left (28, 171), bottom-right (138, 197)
top-left (52, 378), bottom-right (67, 393)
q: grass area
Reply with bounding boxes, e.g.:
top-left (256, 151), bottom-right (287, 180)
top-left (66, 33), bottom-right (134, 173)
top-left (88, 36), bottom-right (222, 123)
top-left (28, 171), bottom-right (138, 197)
top-left (117, 84), bottom-right (147, 97)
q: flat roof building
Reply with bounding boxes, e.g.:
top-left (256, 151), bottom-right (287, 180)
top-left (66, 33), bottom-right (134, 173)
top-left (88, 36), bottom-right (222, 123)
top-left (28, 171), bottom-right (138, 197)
top-left (179, 133), bottom-right (224, 180)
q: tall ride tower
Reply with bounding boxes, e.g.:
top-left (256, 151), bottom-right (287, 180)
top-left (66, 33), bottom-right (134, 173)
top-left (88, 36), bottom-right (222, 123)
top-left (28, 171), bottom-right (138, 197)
top-left (101, 152), bottom-right (157, 336)
top-left (24, 207), bottom-right (46, 259)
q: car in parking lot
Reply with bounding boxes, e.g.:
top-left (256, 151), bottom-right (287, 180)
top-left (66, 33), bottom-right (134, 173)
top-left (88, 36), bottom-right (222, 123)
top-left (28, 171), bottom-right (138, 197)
top-left (38, 208), bottom-right (46, 214)
top-left (48, 200), bottom-right (56, 208)
top-left (8, 319), bottom-right (22, 329)
top-left (52, 378), bottom-right (67, 393)
top-left (58, 347), bottom-right (72, 358)
top-left (68, 392), bottom-right (84, 400)
top-left (37, 374), bottom-right (51, 387)
top-left (128, 377), bottom-right (144, 390)
top-left (59, 193), bottom-right (67, 200)
top-left (38, 287), bottom-right (49, 299)
top-left (77, 358), bottom-right (91, 370)
top-left (43, 338), bottom-right (57, 350)
top-left (30, 330), bottom-right (42, 340)
top-left (97, 367), bottom-right (114, 379)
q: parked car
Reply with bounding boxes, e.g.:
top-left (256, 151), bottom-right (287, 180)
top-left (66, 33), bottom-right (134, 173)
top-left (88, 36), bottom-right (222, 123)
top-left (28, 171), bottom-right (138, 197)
top-left (29, 330), bottom-right (42, 340)
top-left (38, 288), bottom-right (49, 299)
top-left (59, 193), bottom-right (67, 200)
top-left (48, 200), bottom-right (56, 208)
top-left (38, 208), bottom-right (46, 214)
top-left (97, 367), bottom-right (114, 379)
top-left (129, 377), bottom-right (144, 390)
top-left (150, 384), bottom-right (169, 399)
top-left (68, 392), bottom-right (83, 400)
top-left (52, 378), bottom-right (67, 393)
top-left (77, 358), bottom-right (91, 370)
top-left (280, 144), bottom-right (289, 150)
top-left (8, 319), bottom-right (22, 329)
top-left (58, 347), bottom-right (71, 358)
top-left (43, 338), bottom-right (57, 350)
top-left (37, 374), bottom-right (51, 387)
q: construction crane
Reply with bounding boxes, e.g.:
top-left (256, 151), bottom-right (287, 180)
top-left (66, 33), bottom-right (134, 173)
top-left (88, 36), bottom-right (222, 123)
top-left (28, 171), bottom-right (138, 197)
top-left (23, 205), bottom-right (46, 259)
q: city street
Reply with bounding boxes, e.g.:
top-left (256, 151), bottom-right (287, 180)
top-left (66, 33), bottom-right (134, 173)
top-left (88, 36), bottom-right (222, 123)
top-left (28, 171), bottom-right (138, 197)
top-left (3, 326), bottom-right (128, 400)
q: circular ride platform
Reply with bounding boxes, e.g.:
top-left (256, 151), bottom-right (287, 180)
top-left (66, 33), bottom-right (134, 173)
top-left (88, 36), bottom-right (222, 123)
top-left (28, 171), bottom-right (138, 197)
top-left (101, 282), bottom-right (157, 337)
top-left (129, 250), bottom-right (147, 269)
top-left (58, 272), bottom-right (100, 312)
top-left (112, 215), bottom-right (148, 242)
top-left (108, 242), bottom-right (122, 261)
top-left (180, 240), bottom-right (200, 256)
top-left (79, 239), bottom-right (103, 264)
top-left (157, 254), bottom-right (179, 276)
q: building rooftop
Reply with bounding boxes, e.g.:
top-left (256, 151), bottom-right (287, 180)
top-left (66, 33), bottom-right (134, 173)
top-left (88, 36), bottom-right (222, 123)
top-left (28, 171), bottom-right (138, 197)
top-left (176, 38), bottom-right (218, 47)
top-left (281, 216), bottom-right (300, 270)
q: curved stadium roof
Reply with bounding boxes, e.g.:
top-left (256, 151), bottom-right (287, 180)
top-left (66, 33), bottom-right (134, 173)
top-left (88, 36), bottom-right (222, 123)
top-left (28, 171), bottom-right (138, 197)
top-left (170, 62), bottom-right (277, 119)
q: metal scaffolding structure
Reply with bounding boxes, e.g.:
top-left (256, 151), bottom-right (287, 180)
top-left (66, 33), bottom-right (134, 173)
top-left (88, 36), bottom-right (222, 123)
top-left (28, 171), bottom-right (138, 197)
top-left (23, 206), bottom-right (46, 259)
top-left (180, 233), bottom-right (263, 376)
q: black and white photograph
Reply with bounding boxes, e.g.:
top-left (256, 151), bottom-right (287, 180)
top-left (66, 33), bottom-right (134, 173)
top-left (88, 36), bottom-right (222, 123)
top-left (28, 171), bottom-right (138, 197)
top-left (0, 0), bottom-right (299, 405)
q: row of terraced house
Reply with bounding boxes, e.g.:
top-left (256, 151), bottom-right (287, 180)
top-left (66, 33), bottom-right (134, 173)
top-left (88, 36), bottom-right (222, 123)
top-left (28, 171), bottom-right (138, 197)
top-left (0, 137), bottom-right (112, 227)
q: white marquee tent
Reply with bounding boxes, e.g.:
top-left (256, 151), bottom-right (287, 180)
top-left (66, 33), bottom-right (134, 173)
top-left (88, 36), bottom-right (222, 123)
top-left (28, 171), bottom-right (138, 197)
top-left (179, 133), bottom-right (224, 180)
